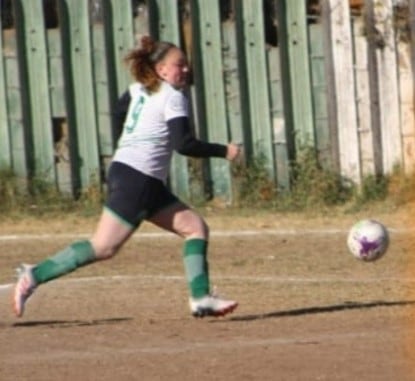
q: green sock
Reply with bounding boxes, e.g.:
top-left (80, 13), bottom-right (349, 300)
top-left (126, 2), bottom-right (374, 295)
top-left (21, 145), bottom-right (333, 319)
top-left (32, 240), bottom-right (96, 284)
top-left (183, 238), bottom-right (210, 298)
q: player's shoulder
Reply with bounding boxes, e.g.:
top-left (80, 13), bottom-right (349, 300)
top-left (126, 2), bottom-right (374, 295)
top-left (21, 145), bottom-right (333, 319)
top-left (157, 83), bottom-right (187, 111)
top-left (160, 82), bottom-right (186, 99)
top-left (128, 82), bottom-right (146, 98)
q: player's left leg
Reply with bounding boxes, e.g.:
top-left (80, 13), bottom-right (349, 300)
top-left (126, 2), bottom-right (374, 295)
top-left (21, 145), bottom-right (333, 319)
top-left (148, 201), bottom-right (210, 295)
top-left (148, 202), bottom-right (238, 317)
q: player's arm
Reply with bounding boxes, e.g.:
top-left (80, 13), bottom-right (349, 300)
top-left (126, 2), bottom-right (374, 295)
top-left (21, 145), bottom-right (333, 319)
top-left (113, 91), bottom-right (131, 141)
top-left (168, 116), bottom-right (232, 159)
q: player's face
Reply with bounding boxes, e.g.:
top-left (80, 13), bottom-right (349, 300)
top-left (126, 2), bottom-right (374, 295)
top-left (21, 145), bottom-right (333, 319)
top-left (155, 48), bottom-right (189, 89)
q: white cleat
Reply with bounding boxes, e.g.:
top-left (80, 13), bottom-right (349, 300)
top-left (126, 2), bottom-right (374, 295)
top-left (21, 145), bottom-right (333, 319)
top-left (189, 293), bottom-right (238, 318)
top-left (12, 264), bottom-right (37, 318)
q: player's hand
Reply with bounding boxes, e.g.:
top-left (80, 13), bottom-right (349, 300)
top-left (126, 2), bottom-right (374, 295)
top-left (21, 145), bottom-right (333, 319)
top-left (226, 143), bottom-right (242, 161)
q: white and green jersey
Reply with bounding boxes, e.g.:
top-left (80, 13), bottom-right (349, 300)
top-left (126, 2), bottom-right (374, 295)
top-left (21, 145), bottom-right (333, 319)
top-left (113, 81), bottom-right (189, 182)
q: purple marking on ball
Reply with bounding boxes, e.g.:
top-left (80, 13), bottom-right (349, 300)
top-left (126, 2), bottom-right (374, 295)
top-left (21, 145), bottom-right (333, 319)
top-left (359, 236), bottom-right (379, 257)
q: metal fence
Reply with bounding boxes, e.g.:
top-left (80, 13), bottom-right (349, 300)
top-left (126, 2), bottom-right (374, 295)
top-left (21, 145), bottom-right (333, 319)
top-left (0, 0), bottom-right (414, 202)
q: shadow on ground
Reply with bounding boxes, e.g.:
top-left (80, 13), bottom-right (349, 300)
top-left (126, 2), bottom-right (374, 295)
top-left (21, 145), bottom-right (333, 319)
top-left (220, 300), bottom-right (415, 322)
top-left (8, 317), bottom-right (133, 328)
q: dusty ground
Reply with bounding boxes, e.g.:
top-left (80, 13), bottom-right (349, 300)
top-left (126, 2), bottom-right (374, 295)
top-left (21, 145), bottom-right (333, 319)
top-left (0, 207), bottom-right (414, 380)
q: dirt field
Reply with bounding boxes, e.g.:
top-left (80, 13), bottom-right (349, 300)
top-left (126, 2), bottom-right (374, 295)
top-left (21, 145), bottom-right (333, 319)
top-left (0, 208), bottom-right (414, 380)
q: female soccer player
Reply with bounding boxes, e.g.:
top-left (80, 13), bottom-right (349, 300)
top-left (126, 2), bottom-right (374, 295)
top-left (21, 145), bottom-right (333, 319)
top-left (13, 36), bottom-right (240, 318)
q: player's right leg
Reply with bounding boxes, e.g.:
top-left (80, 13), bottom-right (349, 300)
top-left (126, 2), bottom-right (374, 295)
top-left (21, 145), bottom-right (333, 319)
top-left (13, 239), bottom-right (98, 318)
top-left (12, 210), bottom-right (134, 317)
top-left (12, 162), bottom-right (142, 317)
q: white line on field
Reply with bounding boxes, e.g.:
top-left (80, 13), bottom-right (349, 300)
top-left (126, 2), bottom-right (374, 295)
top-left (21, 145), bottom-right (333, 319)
top-left (120, 329), bottom-right (402, 355)
top-left (2, 329), bottom-right (404, 360)
top-left (1, 273), bottom-right (415, 293)
top-left (0, 227), bottom-right (413, 241)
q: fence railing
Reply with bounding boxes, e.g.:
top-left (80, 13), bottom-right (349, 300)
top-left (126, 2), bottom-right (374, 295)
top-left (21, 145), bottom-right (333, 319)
top-left (0, 0), bottom-right (414, 202)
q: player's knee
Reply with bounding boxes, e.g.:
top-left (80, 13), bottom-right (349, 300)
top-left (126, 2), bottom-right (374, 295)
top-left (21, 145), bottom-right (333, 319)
top-left (91, 242), bottom-right (119, 260)
top-left (186, 217), bottom-right (209, 240)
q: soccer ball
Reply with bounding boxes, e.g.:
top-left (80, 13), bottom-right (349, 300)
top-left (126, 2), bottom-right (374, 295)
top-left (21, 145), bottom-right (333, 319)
top-left (347, 219), bottom-right (389, 262)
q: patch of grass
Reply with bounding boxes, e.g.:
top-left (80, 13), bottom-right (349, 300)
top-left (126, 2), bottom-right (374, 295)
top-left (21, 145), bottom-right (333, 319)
top-left (387, 167), bottom-right (415, 206)
top-left (1, 152), bottom-right (415, 220)
top-left (285, 148), bottom-right (353, 210)
top-left (352, 173), bottom-right (388, 207)
top-left (232, 148), bottom-right (353, 211)
top-left (0, 168), bottom-right (26, 211)
top-left (230, 148), bottom-right (415, 215)
top-left (232, 154), bottom-right (276, 207)
top-left (0, 169), bottom-right (103, 218)
top-left (76, 182), bottom-right (105, 216)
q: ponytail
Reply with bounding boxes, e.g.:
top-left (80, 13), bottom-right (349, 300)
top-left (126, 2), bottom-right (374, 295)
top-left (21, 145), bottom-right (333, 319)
top-left (124, 36), bottom-right (176, 93)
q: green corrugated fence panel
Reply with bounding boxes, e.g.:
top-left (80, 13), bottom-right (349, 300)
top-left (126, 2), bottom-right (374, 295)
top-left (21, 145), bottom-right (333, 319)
top-left (15, 0), bottom-right (56, 182)
top-left (46, 28), bottom-right (72, 194)
top-left (309, 24), bottom-right (330, 167)
top-left (149, 0), bottom-right (190, 200)
top-left (277, 0), bottom-right (315, 149)
top-left (267, 47), bottom-right (290, 191)
top-left (6, 1), bottom-right (399, 201)
top-left (101, 0), bottom-right (135, 156)
top-left (47, 29), bottom-right (66, 117)
top-left (222, 20), bottom-right (245, 203)
top-left (412, 2), bottom-right (415, 81)
top-left (133, 3), bottom-right (150, 43)
top-left (235, 0), bottom-right (275, 181)
top-left (222, 21), bottom-right (243, 145)
top-left (58, 0), bottom-right (100, 191)
top-left (4, 30), bottom-right (27, 178)
top-left (0, 26), bottom-right (12, 168)
top-left (102, 0), bottom-right (135, 97)
top-left (191, 0), bottom-right (232, 200)
top-left (92, 23), bottom-right (113, 157)
top-left (148, 0), bottom-right (180, 41)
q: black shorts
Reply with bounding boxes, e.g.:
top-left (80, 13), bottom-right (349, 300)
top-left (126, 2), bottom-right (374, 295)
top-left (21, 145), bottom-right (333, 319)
top-left (105, 161), bottom-right (179, 228)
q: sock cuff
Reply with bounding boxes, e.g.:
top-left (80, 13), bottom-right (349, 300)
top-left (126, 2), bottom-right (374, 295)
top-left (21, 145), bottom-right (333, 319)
top-left (32, 240), bottom-right (95, 284)
top-left (184, 238), bottom-right (208, 256)
top-left (71, 240), bottom-right (96, 262)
